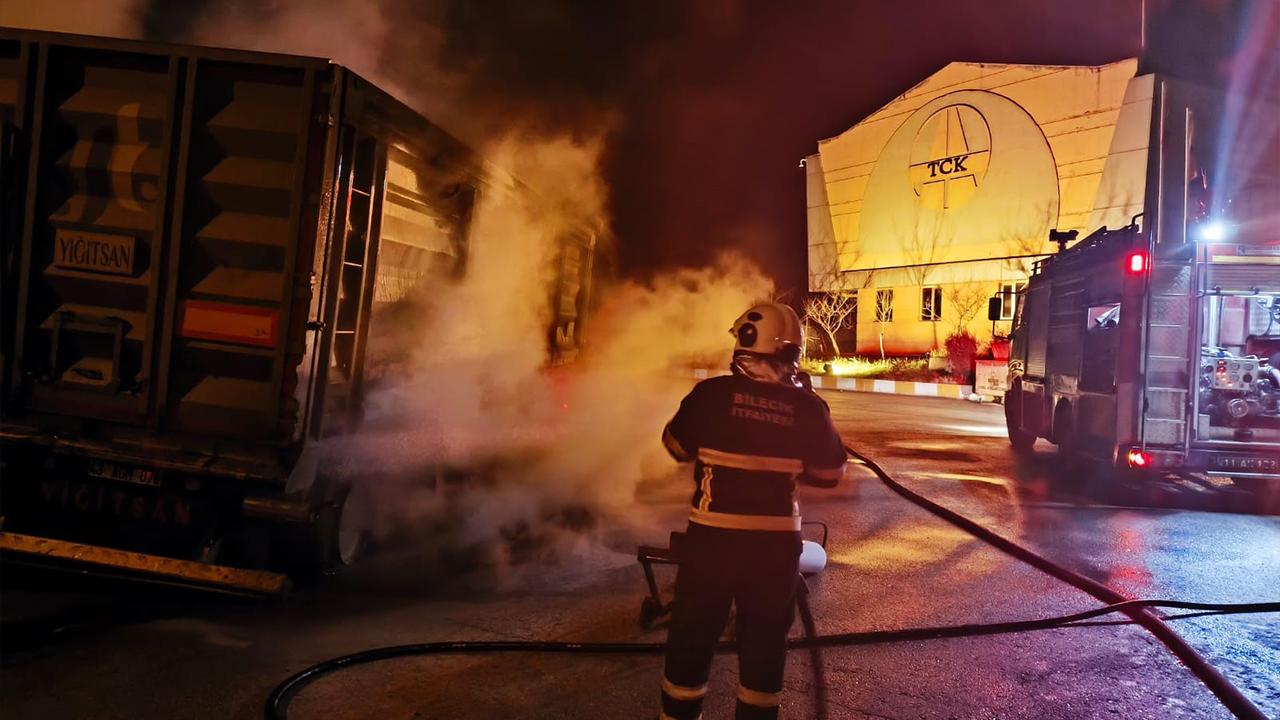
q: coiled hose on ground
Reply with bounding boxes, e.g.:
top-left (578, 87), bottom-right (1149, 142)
top-left (265, 445), bottom-right (1279, 720)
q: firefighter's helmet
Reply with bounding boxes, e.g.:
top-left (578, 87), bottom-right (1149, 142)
top-left (732, 302), bottom-right (804, 361)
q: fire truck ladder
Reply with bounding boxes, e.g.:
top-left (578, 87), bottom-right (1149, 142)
top-left (1141, 257), bottom-right (1195, 450)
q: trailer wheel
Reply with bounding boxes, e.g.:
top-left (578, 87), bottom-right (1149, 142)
top-left (276, 484), bottom-right (371, 580)
top-left (1053, 402), bottom-right (1079, 470)
top-left (335, 484), bottom-right (372, 567)
top-left (1004, 380), bottom-right (1037, 454)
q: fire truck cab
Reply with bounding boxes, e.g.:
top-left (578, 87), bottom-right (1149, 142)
top-left (1004, 74), bottom-right (1280, 486)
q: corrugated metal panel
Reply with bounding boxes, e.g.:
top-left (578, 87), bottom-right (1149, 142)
top-left (168, 61), bottom-right (310, 438)
top-left (1025, 285), bottom-right (1049, 377)
top-left (0, 38), bottom-right (28, 381)
top-left (2, 30), bottom-right (513, 459)
top-left (370, 146), bottom-right (462, 303)
top-left (1206, 263), bottom-right (1280, 292)
top-left (0, 38), bottom-right (21, 125)
top-left (20, 45), bottom-right (173, 422)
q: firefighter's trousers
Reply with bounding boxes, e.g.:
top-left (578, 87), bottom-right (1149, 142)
top-left (660, 523), bottom-right (802, 720)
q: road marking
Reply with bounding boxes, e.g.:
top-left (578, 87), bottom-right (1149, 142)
top-left (937, 424), bottom-right (1007, 437)
top-left (927, 473), bottom-right (1010, 486)
top-left (1019, 501), bottom-right (1200, 513)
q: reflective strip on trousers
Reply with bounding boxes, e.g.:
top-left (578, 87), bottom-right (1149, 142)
top-left (662, 678), bottom-right (709, 702)
top-left (689, 508), bottom-right (801, 531)
top-left (737, 685), bottom-right (783, 707)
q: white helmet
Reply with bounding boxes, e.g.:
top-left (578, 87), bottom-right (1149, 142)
top-left (731, 302), bottom-right (804, 361)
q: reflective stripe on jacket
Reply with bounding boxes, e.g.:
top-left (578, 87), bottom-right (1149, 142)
top-left (663, 373), bottom-right (847, 531)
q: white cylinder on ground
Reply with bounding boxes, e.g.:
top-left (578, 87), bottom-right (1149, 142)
top-left (799, 540), bottom-right (827, 575)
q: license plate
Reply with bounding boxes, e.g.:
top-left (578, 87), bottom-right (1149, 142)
top-left (86, 460), bottom-right (161, 487)
top-left (1212, 455), bottom-right (1280, 472)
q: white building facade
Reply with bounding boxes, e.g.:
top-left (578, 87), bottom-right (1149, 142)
top-left (806, 59), bottom-right (1154, 355)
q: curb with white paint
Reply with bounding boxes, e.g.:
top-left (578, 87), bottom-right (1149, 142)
top-left (684, 368), bottom-right (973, 399)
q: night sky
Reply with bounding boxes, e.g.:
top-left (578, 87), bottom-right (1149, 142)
top-left (126, 0), bottom-right (1159, 295)
top-left (598, 0), bottom-right (1142, 293)
top-left (28, 0), bottom-right (1268, 294)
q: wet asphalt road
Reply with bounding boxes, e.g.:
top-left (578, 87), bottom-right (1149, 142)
top-left (2, 390), bottom-right (1277, 719)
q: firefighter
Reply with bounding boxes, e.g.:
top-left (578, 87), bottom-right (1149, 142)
top-left (658, 302), bottom-right (847, 720)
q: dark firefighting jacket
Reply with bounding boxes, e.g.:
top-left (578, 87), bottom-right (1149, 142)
top-left (662, 373), bottom-right (847, 532)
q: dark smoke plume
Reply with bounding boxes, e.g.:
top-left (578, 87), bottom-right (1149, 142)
top-left (138, 0), bottom-right (743, 145)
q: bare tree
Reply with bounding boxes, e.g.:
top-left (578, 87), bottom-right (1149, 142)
top-left (902, 216), bottom-right (951, 351)
top-left (1001, 235), bottom-right (1049, 278)
top-left (902, 231), bottom-right (942, 290)
top-left (944, 280), bottom-right (989, 336)
top-left (874, 287), bottom-right (893, 360)
top-left (803, 291), bottom-right (857, 357)
top-left (1000, 206), bottom-right (1060, 277)
top-left (803, 215), bottom-right (877, 358)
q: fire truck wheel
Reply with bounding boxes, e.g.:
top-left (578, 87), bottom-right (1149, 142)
top-left (1053, 403), bottom-right (1079, 469)
top-left (1004, 383), bottom-right (1037, 454)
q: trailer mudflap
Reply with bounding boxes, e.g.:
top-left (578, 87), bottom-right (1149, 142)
top-left (0, 531), bottom-right (292, 598)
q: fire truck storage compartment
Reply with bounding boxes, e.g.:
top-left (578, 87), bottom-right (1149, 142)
top-left (1194, 265), bottom-right (1280, 444)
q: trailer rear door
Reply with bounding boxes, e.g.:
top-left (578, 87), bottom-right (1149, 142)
top-left (4, 33), bottom-right (328, 443)
top-left (10, 43), bottom-right (178, 424)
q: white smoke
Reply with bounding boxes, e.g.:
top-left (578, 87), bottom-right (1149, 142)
top-left (326, 132), bottom-right (772, 580)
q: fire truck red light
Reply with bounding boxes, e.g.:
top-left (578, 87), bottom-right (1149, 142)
top-left (1126, 253), bottom-right (1148, 273)
top-left (1127, 450), bottom-right (1152, 468)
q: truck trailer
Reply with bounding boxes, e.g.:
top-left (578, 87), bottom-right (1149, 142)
top-left (0, 28), bottom-right (597, 594)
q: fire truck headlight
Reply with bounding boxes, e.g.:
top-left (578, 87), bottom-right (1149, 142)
top-left (1198, 221), bottom-right (1230, 242)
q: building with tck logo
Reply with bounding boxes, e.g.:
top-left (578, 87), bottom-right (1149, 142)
top-left (805, 58), bottom-right (1148, 355)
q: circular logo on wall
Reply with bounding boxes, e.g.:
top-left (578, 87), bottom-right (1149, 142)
top-left (908, 104), bottom-right (991, 210)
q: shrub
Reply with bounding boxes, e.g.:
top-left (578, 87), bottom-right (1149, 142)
top-left (799, 357), bottom-right (828, 376)
top-left (801, 355), bottom-right (935, 379)
top-left (944, 331), bottom-right (979, 383)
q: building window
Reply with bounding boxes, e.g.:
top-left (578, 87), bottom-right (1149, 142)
top-left (875, 289), bottom-right (894, 322)
top-left (999, 282), bottom-right (1024, 321)
top-left (921, 287), bottom-right (943, 322)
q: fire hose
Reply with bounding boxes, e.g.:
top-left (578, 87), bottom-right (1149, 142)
top-left (265, 445), bottom-right (1280, 720)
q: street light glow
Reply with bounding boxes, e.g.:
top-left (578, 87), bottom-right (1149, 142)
top-left (1199, 221), bottom-right (1229, 242)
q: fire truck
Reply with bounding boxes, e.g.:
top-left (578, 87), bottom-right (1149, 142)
top-left (0, 29), bottom-right (599, 594)
top-left (1003, 75), bottom-right (1280, 490)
